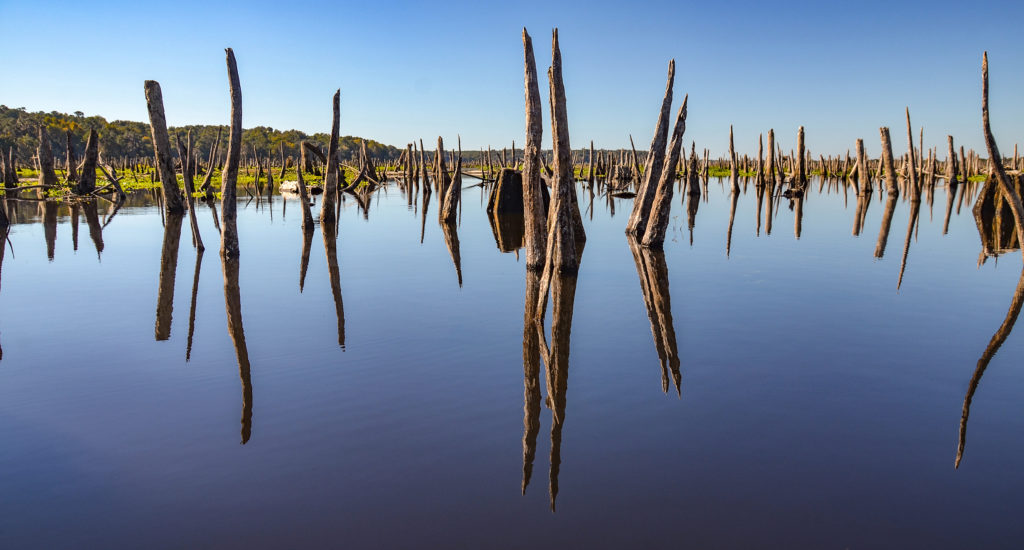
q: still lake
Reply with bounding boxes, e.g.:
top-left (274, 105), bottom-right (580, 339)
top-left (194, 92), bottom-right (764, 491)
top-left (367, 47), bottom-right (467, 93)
top-left (0, 177), bottom-right (1022, 548)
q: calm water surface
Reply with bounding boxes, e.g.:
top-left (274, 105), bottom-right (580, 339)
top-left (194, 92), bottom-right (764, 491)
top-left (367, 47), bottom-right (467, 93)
top-left (1, 178), bottom-right (1023, 548)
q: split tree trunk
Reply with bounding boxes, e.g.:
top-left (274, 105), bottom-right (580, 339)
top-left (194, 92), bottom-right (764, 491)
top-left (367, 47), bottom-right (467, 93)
top-left (626, 59), bottom-right (675, 237)
top-left (642, 95), bottom-right (688, 248)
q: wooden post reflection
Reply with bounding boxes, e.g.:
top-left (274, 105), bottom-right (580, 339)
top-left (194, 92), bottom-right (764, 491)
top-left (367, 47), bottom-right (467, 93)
top-left (628, 237), bottom-right (681, 394)
top-left (942, 183), bottom-right (957, 235)
top-left (323, 223), bottom-right (346, 348)
top-left (956, 268), bottom-right (1024, 468)
top-left (874, 193), bottom-right (899, 258)
top-left (185, 250), bottom-right (204, 362)
top-left (686, 192), bottom-right (699, 246)
top-left (897, 198), bottom-right (922, 290)
top-left (299, 226), bottom-right (313, 292)
top-left (0, 204), bottom-right (7, 359)
top-left (726, 191), bottom-right (738, 257)
top-left (440, 219), bottom-right (462, 287)
top-left (536, 272), bottom-right (579, 512)
top-left (71, 203), bottom-right (80, 251)
top-left (852, 191), bottom-right (872, 236)
top-left (420, 184), bottom-right (431, 244)
top-left (82, 199), bottom-right (104, 258)
top-left (222, 255), bottom-right (252, 444)
top-left (793, 196), bottom-right (804, 239)
top-left (155, 213), bottom-right (184, 341)
top-left (43, 201), bottom-right (57, 261)
top-left (488, 210), bottom-right (525, 253)
top-left (522, 270), bottom-right (542, 494)
top-left (755, 184), bottom-right (764, 237)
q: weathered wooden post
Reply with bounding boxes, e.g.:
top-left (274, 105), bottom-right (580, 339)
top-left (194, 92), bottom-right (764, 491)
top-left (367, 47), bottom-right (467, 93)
top-left (144, 81), bottom-right (186, 214)
top-left (879, 127), bottom-right (898, 195)
top-left (946, 135), bottom-right (959, 189)
top-left (856, 138), bottom-right (871, 195)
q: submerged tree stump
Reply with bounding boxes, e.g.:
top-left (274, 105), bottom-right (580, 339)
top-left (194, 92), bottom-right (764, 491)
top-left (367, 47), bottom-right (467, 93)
top-left (36, 127), bottom-right (58, 192)
top-left (489, 168), bottom-right (525, 215)
top-left (76, 129), bottom-right (99, 195)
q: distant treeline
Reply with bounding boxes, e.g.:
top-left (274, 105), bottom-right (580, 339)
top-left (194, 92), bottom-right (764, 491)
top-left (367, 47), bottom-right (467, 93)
top-left (0, 105), bottom-right (401, 164)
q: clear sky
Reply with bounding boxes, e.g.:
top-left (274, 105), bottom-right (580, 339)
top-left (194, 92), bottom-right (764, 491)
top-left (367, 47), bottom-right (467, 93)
top-left (3, 0), bottom-right (1023, 157)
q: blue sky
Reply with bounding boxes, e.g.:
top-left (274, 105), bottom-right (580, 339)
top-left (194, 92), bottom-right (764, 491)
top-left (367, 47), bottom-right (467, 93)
top-left (2, 0), bottom-right (1023, 156)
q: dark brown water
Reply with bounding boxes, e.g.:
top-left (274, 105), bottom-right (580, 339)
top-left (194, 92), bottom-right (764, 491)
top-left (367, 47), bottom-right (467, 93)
top-left (1, 178), bottom-right (1022, 548)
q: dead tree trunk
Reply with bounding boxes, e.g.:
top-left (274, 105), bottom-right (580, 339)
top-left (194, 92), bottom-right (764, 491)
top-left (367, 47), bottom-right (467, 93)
top-left (522, 28), bottom-right (547, 272)
top-left (796, 126), bottom-right (806, 187)
top-left (279, 142), bottom-right (287, 180)
top-left (320, 90), bottom-right (341, 227)
top-left (200, 126), bottom-right (222, 200)
top-left (905, 108), bottom-right (919, 202)
top-left (642, 96), bottom-right (688, 248)
top-left (37, 127), bottom-right (58, 190)
top-left (856, 138), bottom-right (871, 195)
top-left (946, 135), bottom-right (959, 189)
top-left (4, 147), bottom-right (15, 188)
top-left (535, 29), bottom-right (580, 316)
top-left (441, 138), bottom-right (462, 223)
top-left (144, 81), bottom-right (186, 214)
top-left (729, 125), bottom-right (739, 192)
top-left (981, 52), bottom-right (1024, 248)
top-left (626, 59), bottom-right (675, 238)
top-left (65, 131), bottom-right (77, 184)
top-left (220, 48), bottom-right (243, 258)
top-left (175, 131), bottom-right (205, 252)
top-left (76, 129), bottom-right (99, 195)
top-left (879, 127), bottom-right (898, 195)
top-left (296, 160), bottom-right (314, 233)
